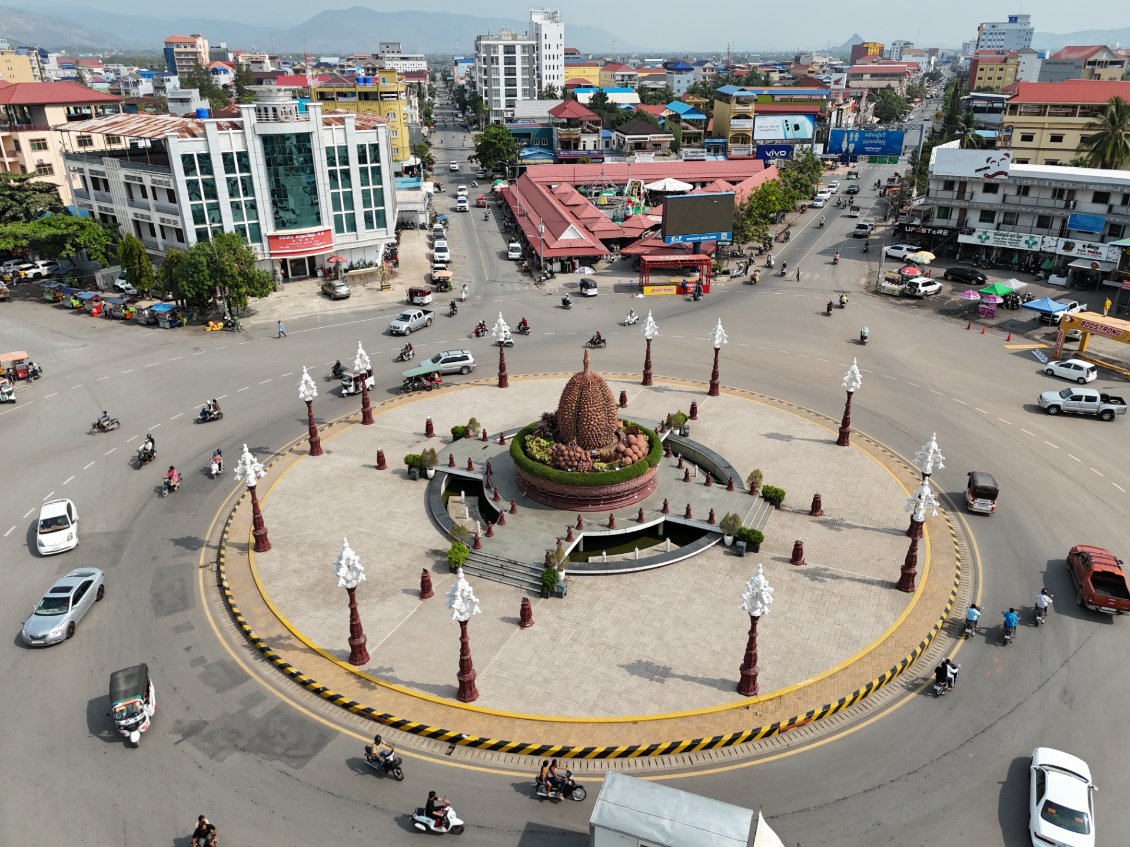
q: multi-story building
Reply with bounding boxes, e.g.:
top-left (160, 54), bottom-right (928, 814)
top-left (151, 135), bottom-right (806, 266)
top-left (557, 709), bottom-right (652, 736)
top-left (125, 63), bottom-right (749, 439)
top-left (167, 88), bottom-right (209, 117)
top-left (711, 86), bottom-right (757, 157)
top-left (845, 63), bottom-right (913, 94)
top-left (376, 43), bottom-right (428, 74)
top-left (547, 98), bottom-right (601, 160)
top-left (1001, 80), bottom-right (1130, 164)
top-left (164, 34), bottom-right (209, 76)
top-left (664, 100), bottom-right (707, 151)
top-left (1038, 46), bottom-right (1128, 83)
top-left (598, 63), bottom-right (639, 89)
top-left (1016, 49), bottom-right (1043, 82)
top-left (529, 9), bottom-right (565, 94)
top-left (0, 49), bottom-right (36, 83)
top-left (310, 71), bottom-right (411, 162)
top-left (850, 42), bottom-right (884, 65)
top-left (0, 80), bottom-right (122, 205)
top-left (915, 144), bottom-right (1127, 288)
top-left (968, 50), bottom-right (1020, 91)
top-left (976, 14), bottom-right (1034, 52)
top-left (887, 41), bottom-right (914, 62)
top-left (562, 59), bottom-right (600, 88)
top-left (665, 61), bottom-right (694, 96)
top-left (474, 30), bottom-right (538, 124)
top-left (61, 90), bottom-right (397, 279)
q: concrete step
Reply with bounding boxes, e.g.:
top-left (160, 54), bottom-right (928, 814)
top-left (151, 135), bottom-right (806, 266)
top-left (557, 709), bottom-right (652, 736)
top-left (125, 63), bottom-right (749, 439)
top-left (747, 497), bottom-right (776, 532)
top-left (464, 553), bottom-right (543, 593)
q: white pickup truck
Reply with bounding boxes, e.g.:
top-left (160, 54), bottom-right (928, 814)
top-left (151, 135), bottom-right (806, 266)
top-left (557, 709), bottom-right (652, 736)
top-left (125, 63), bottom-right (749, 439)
top-left (1037, 387), bottom-right (1127, 421)
top-left (388, 308), bottom-right (434, 335)
top-left (1038, 299), bottom-right (1087, 325)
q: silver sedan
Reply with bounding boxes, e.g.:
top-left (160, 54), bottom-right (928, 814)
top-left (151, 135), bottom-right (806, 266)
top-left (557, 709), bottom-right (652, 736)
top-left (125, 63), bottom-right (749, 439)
top-left (21, 568), bottom-right (105, 646)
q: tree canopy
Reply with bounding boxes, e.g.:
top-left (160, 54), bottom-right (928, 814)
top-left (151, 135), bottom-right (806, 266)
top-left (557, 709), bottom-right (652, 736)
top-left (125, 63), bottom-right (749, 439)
top-left (0, 215), bottom-right (116, 265)
top-left (0, 173), bottom-right (64, 224)
top-left (157, 232), bottom-right (273, 312)
top-left (1079, 96), bottom-right (1130, 170)
top-left (730, 151), bottom-right (824, 246)
top-left (472, 124), bottom-right (518, 174)
top-left (179, 64), bottom-right (231, 111)
top-left (117, 233), bottom-right (156, 293)
top-left (872, 88), bottom-right (909, 123)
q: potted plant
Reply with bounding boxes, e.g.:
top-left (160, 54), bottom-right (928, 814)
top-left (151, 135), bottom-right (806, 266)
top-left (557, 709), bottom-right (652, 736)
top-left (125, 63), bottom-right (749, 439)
top-left (420, 447), bottom-right (439, 478)
top-left (466, 416), bottom-right (481, 438)
top-left (540, 566), bottom-right (559, 599)
top-left (447, 539), bottom-right (470, 571)
top-left (719, 512), bottom-right (742, 546)
top-left (746, 468), bottom-right (764, 495)
top-left (403, 452), bottom-right (422, 480)
top-left (450, 424), bottom-right (466, 440)
top-left (736, 527), bottom-right (764, 552)
top-left (761, 485), bottom-right (785, 508)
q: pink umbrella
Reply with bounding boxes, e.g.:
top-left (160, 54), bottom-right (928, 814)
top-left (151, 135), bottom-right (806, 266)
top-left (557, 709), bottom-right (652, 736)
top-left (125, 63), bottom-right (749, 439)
top-left (982, 294), bottom-right (1004, 305)
top-left (326, 255), bottom-right (347, 264)
top-left (959, 290), bottom-right (981, 302)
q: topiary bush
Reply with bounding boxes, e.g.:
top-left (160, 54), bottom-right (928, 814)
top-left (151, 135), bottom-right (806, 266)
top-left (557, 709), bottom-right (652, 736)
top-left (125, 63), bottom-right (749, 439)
top-left (736, 527), bottom-right (764, 546)
top-left (761, 485), bottom-right (785, 508)
top-left (509, 420), bottom-right (662, 488)
top-left (450, 424), bottom-right (466, 440)
top-left (447, 540), bottom-right (470, 570)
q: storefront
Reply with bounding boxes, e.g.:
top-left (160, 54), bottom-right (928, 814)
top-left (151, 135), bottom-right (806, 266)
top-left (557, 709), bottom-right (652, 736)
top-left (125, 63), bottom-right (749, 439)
top-left (268, 228), bottom-right (335, 280)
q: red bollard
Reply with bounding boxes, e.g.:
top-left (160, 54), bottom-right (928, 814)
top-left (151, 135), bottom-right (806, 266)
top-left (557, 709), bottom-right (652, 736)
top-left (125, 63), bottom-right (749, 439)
top-left (376, 449), bottom-right (387, 470)
top-left (689, 401), bottom-right (698, 420)
top-left (575, 514), bottom-right (584, 530)
top-left (566, 524), bottom-right (574, 541)
top-left (683, 468), bottom-right (690, 482)
top-left (466, 457), bottom-right (475, 471)
top-left (677, 454), bottom-right (684, 469)
top-left (727, 477), bottom-right (734, 491)
top-left (608, 513), bottom-right (616, 529)
top-left (498, 431), bottom-right (507, 444)
top-left (708, 508), bottom-right (715, 524)
top-left (425, 417), bottom-right (435, 438)
top-left (661, 498), bottom-right (670, 514)
top-left (705, 474), bottom-right (713, 487)
top-left (748, 482), bottom-right (757, 497)
top-left (473, 530), bottom-right (482, 550)
top-left (790, 539), bottom-right (805, 566)
top-left (492, 487), bottom-right (501, 502)
top-left (448, 453), bottom-right (456, 468)
top-left (663, 443), bottom-right (672, 458)
top-left (980, 326), bottom-right (986, 335)
top-left (481, 428), bottom-right (489, 442)
top-left (966, 321), bottom-right (971, 330)
top-left (684, 503), bottom-right (693, 519)
top-left (809, 493), bottom-right (824, 517)
top-left (419, 568), bottom-right (434, 600)
top-left (497, 510), bottom-right (506, 526)
top-left (637, 508), bottom-right (645, 523)
top-left (509, 499), bottom-right (517, 514)
top-left (619, 390), bottom-right (628, 408)
top-left (486, 521), bottom-right (494, 538)
top-left (519, 597), bottom-right (534, 628)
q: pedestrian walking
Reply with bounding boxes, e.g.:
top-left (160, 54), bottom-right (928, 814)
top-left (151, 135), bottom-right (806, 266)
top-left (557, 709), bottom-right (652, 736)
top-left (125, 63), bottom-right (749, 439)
top-left (795, 266), bottom-right (801, 282)
top-left (1104, 297), bottom-right (1112, 316)
top-left (277, 320), bottom-right (287, 339)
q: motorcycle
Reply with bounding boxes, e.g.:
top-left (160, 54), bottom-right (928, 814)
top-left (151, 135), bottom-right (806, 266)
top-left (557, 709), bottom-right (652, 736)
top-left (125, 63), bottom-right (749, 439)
top-left (410, 806), bottom-right (465, 835)
top-left (859, 328), bottom-right (869, 345)
top-left (136, 446), bottom-right (156, 469)
top-left (196, 407), bottom-right (224, 424)
top-left (162, 474), bottom-right (182, 497)
top-left (862, 240), bottom-right (870, 253)
top-left (561, 296), bottom-right (573, 310)
top-left (1002, 623), bottom-right (1016, 645)
top-left (826, 301), bottom-right (834, 316)
top-left (585, 335), bottom-right (607, 349)
top-left (515, 323), bottom-right (531, 335)
top-left (622, 312), bottom-right (639, 326)
top-left (534, 770), bottom-right (587, 802)
top-left (749, 270), bottom-right (760, 285)
top-left (766, 256), bottom-right (775, 269)
top-left (962, 618), bottom-right (978, 639)
top-left (471, 323), bottom-right (488, 338)
top-left (838, 295), bottom-right (848, 309)
top-left (26, 361), bottom-right (43, 379)
top-left (364, 745), bottom-right (405, 781)
top-left (90, 417), bottom-right (121, 434)
top-left (396, 345), bottom-right (416, 362)
top-left (1035, 596), bottom-right (1053, 626)
top-left (449, 301), bottom-right (459, 317)
top-left (932, 664), bottom-right (960, 697)
top-left (328, 360), bottom-right (345, 382)
top-left (223, 314), bottom-right (242, 332)
top-left (483, 211), bottom-right (489, 220)
top-left (209, 456), bottom-right (224, 479)
top-left (832, 254), bottom-right (840, 265)
top-left (496, 334), bottom-right (514, 348)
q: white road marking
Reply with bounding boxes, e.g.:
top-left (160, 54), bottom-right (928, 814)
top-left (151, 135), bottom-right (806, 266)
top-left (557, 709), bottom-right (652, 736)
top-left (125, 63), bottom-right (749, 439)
top-left (817, 358), bottom-right (829, 363)
top-left (974, 408), bottom-right (988, 414)
top-left (997, 418), bottom-right (1012, 425)
top-left (194, 351), bottom-right (206, 355)
top-left (1021, 428), bottom-right (1036, 436)
top-left (44, 392), bottom-right (58, 399)
top-left (258, 378), bottom-right (272, 384)
top-left (1091, 467), bottom-right (1105, 477)
top-left (145, 361), bottom-right (160, 368)
top-left (23, 508), bottom-right (35, 519)
top-left (105, 448), bottom-right (116, 456)
top-left (169, 356), bottom-right (183, 361)
top-left (83, 461), bottom-right (95, 470)
top-left (953, 399), bottom-right (966, 405)
top-left (1043, 441), bottom-right (1058, 449)
top-left (238, 386), bottom-right (250, 392)
top-left (883, 374), bottom-right (896, 380)
top-left (62, 475), bottom-right (74, 485)
top-left (280, 372), bottom-right (294, 378)
top-left (121, 368), bottom-right (134, 374)
top-left (126, 435), bottom-right (138, 443)
top-left (42, 491), bottom-right (54, 500)
top-left (758, 346), bottom-right (772, 351)
top-left (70, 384), bottom-right (83, 389)
top-left (149, 423), bottom-right (160, 429)
top-left (170, 412), bottom-right (183, 420)
top-left (217, 394), bottom-right (229, 400)
top-left (97, 376), bottom-right (110, 381)
top-left (1114, 483), bottom-right (1126, 493)
top-left (907, 381), bottom-right (920, 387)
top-left (3, 526), bottom-right (13, 538)
top-left (929, 389), bottom-right (943, 395)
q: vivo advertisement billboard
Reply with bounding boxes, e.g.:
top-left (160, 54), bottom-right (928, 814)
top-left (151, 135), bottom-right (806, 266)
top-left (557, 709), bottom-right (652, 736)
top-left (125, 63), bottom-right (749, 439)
top-left (753, 114), bottom-right (815, 142)
top-left (756, 144), bottom-right (794, 162)
top-left (829, 129), bottom-right (906, 157)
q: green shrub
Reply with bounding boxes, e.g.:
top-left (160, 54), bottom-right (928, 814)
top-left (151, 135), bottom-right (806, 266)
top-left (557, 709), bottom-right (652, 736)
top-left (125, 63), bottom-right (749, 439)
top-left (509, 420), bottom-right (662, 488)
top-left (450, 424), bottom-right (466, 440)
top-left (666, 411), bottom-right (688, 430)
top-left (736, 527), bottom-right (764, 545)
top-left (761, 485), bottom-right (785, 507)
top-left (523, 434), bottom-right (554, 463)
top-left (541, 566), bottom-right (559, 596)
top-left (466, 416), bottom-right (481, 436)
top-left (746, 468), bottom-right (764, 493)
top-left (447, 540), bottom-right (470, 570)
top-left (719, 512), bottom-right (742, 536)
top-left (403, 452), bottom-right (423, 469)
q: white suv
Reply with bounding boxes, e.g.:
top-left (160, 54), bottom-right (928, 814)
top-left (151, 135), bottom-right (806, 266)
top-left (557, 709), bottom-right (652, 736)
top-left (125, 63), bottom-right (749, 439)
top-left (429, 349), bottom-right (476, 375)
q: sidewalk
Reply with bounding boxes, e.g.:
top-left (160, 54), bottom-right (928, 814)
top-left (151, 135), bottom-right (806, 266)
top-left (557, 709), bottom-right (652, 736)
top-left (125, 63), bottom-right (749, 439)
top-left (212, 373), bottom-right (966, 757)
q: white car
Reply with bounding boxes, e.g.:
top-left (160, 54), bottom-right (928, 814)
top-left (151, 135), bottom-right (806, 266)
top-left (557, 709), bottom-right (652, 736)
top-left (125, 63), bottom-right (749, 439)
top-left (449, 161), bottom-right (459, 172)
top-left (814, 190), bottom-right (832, 202)
top-left (457, 185), bottom-right (468, 198)
top-left (884, 244), bottom-right (923, 260)
top-left (506, 241), bottom-right (522, 260)
top-left (1029, 747), bottom-right (1095, 847)
top-left (37, 498), bottom-right (79, 555)
top-left (811, 196), bottom-right (827, 208)
top-left (826, 181), bottom-right (840, 193)
top-left (433, 240), bottom-right (451, 262)
top-left (1044, 359), bottom-right (1098, 384)
top-left (455, 197), bottom-right (469, 212)
top-left (113, 277), bottom-right (137, 295)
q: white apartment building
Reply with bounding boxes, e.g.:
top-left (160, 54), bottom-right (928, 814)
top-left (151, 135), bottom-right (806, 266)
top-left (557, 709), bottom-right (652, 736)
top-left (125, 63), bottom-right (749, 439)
top-left (474, 30), bottom-right (538, 123)
top-left (529, 8), bottom-right (565, 94)
top-left (164, 34), bottom-right (210, 76)
top-left (60, 90), bottom-right (398, 280)
top-left (975, 14), bottom-right (1034, 52)
top-left (376, 42), bottom-right (428, 74)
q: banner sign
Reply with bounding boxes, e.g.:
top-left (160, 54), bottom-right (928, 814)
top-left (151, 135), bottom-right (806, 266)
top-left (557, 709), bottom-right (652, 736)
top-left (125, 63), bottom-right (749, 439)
top-left (1067, 212), bottom-right (1105, 234)
top-left (828, 129), bottom-right (905, 157)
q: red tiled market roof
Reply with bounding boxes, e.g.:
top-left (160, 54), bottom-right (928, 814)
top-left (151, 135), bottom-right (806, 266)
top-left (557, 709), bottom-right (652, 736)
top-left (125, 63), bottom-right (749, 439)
top-left (1007, 80), bottom-right (1130, 104)
top-left (635, 104), bottom-right (668, 118)
top-left (548, 99), bottom-right (599, 120)
top-left (0, 80), bottom-right (119, 106)
top-left (1049, 45), bottom-right (1107, 61)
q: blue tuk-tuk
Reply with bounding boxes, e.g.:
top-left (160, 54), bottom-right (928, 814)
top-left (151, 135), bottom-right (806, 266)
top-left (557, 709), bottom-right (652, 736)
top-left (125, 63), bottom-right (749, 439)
top-left (150, 303), bottom-right (181, 328)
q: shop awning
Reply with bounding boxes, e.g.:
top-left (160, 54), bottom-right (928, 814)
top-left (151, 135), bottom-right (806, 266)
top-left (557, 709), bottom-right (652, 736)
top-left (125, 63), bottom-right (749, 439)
top-left (1067, 258), bottom-right (1115, 271)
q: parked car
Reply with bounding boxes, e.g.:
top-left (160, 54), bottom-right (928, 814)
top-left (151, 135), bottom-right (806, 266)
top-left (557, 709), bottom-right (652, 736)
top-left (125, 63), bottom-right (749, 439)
top-left (1044, 359), bottom-right (1097, 384)
top-left (428, 349), bottom-right (476, 375)
top-left (20, 260), bottom-right (62, 279)
top-left (21, 568), bottom-right (105, 646)
top-left (0, 259), bottom-right (25, 276)
top-left (904, 278), bottom-right (942, 297)
top-left (433, 240), bottom-right (451, 262)
top-left (113, 277), bottom-right (137, 296)
top-left (507, 241), bottom-right (522, 260)
top-left (942, 266), bottom-right (987, 285)
top-left (1029, 747), bottom-right (1096, 847)
top-left (36, 498), bottom-right (79, 555)
top-left (1038, 299), bottom-right (1087, 326)
top-left (320, 278), bottom-right (350, 300)
top-left (826, 181), bottom-right (840, 193)
top-left (884, 244), bottom-right (922, 260)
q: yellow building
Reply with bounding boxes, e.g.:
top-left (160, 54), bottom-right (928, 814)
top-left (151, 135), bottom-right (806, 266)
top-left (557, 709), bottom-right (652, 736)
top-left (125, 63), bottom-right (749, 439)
top-left (1002, 80), bottom-right (1130, 164)
top-left (311, 71), bottom-right (410, 162)
top-left (969, 51), bottom-right (1019, 91)
top-left (0, 81), bottom-right (123, 206)
top-left (0, 51), bottom-right (37, 83)
top-left (563, 61), bottom-right (601, 88)
top-left (711, 86), bottom-right (757, 157)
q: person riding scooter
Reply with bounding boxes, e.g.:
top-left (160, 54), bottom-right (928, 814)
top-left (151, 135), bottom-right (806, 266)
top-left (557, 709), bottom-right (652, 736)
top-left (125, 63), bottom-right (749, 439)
top-left (331, 360), bottom-right (345, 380)
top-left (164, 465), bottom-right (181, 493)
top-left (859, 326), bottom-right (869, 344)
top-left (516, 317), bottom-right (530, 334)
top-left (780, 262), bottom-right (788, 277)
top-left (839, 293), bottom-right (848, 308)
top-left (483, 210), bottom-right (489, 220)
top-left (199, 399), bottom-right (220, 422)
top-left (862, 239), bottom-right (870, 253)
top-left (210, 449), bottom-right (223, 477)
top-left (826, 300), bottom-right (834, 316)
top-left (751, 269), bottom-right (761, 284)
top-left (589, 329), bottom-right (603, 346)
top-left (139, 433), bottom-right (156, 461)
top-left (449, 300), bottom-right (458, 317)
top-left (97, 410), bottom-right (115, 431)
top-left (624, 309), bottom-right (637, 325)
top-left (192, 815), bottom-right (218, 847)
top-left (819, 216), bottom-right (826, 228)
top-left (833, 252), bottom-right (840, 265)
top-left (561, 293), bottom-right (572, 309)
top-left (398, 342), bottom-right (414, 361)
top-left (473, 320), bottom-right (487, 337)
top-left (366, 733), bottom-right (394, 766)
top-left (425, 791), bottom-right (450, 830)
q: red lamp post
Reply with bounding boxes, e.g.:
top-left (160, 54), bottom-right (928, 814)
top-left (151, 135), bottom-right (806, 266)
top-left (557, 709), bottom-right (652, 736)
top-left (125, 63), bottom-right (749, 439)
top-left (737, 563), bottom-right (774, 696)
top-left (334, 537), bottom-right (370, 666)
top-left (447, 568), bottom-right (481, 702)
top-left (836, 359), bottom-right (863, 447)
top-left (234, 443), bottom-right (271, 553)
top-left (491, 313), bottom-right (511, 388)
top-left (298, 366), bottom-right (323, 456)
top-left (707, 318), bottom-right (727, 397)
top-left (641, 310), bottom-right (658, 386)
top-left (354, 341), bottom-right (374, 425)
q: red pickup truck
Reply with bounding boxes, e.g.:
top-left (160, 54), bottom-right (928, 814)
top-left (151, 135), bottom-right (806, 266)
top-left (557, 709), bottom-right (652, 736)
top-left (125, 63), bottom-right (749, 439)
top-left (1066, 545), bottom-right (1130, 614)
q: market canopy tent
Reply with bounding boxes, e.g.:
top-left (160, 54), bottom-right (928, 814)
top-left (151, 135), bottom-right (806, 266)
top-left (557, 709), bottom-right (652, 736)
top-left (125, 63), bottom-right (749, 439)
top-left (979, 281), bottom-right (1016, 297)
top-left (1021, 296), bottom-right (1069, 316)
top-left (644, 177), bottom-right (693, 193)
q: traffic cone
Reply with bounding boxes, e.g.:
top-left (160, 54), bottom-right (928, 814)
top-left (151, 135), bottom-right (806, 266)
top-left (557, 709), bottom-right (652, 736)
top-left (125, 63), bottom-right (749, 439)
top-left (966, 321), bottom-right (971, 330)
top-left (981, 326), bottom-right (986, 335)
top-left (1006, 332), bottom-right (1012, 342)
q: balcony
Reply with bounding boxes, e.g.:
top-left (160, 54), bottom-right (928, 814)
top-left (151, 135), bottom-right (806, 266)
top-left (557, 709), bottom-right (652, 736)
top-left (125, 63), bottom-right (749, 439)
top-left (154, 201), bottom-right (180, 216)
top-left (92, 190), bottom-right (113, 205)
top-left (72, 188), bottom-right (90, 202)
top-left (127, 196), bottom-right (149, 210)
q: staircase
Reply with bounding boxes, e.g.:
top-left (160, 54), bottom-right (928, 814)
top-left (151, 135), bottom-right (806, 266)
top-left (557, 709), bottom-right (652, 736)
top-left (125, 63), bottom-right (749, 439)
top-left (463, 550), bottom-right (544, 594)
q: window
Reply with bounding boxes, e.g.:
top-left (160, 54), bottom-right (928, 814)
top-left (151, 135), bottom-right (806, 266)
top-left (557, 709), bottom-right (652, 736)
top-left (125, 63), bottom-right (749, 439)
top-left (942, 180), bottom-right (955, 191)
top-left (1002, 212), bottom-right (1019, 225)
top-left (982, 183), bottom-right (999, 194)
top-left (1092, 191), bottom-right (1110, 204)
top-left (29, 138), bottom-right (49, 151)
top-left (262, 133), bottom-right (321, 230)
top-left (1052, 188), bottom-right (1069, 200)
top-left (1122, 194), bottom-right (1130, 206)
top-left (1049, 134), bottom-right (1064, 143)
top-left (106, 136), bottom-right (122, 146)
top-left (35, 163), bottom-right (54, 176)
top-left (977, 209), bottom-right (996, 223)
top-left (1019, 133), bottom-right (1034, 142)
top-left (1015, 185), bottom-right (1030, 196)
top-left (1035, 214), bottom-right (1053, 229)
top-left (935, 206), bottom-right (952, 220)
top-left (77, 135), bottom-right (94, 148)
top-left (1108, 223), bottom-right (1126, 239)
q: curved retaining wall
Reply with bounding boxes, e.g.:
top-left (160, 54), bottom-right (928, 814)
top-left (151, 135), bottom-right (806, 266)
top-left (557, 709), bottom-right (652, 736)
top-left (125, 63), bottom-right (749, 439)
top-left (515, 463), bottom-right (658, 511)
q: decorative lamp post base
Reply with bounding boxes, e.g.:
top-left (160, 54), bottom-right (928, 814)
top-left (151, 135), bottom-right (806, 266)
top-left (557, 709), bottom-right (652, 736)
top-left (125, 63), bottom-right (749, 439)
top-left (498, 346), bottom-right (509, 389)
top-left (346, 586), bottom-right (370, 666)
top-left (360, 383), bottom-right (373, 426)
top-left (737, 614), bottom-right (760, 696)
top-left (306, 400), bottom-right (323, 456)
top-left (642, 339), bottom-right (653, 387)
top-left (249, 485), bottom-right (271, 553)
top-left (708, 349), bottom-right (721, 397)
top-left (456, 620), bottom-right (479, 702)
top-left (897, 534), bottom-right (919, 592)
top-left (836, 391), bottom-right (854, 447)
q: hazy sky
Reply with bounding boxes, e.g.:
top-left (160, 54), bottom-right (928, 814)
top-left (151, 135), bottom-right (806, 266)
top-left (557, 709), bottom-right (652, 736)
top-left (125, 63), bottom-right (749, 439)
top-left (36, 0), bottom-right (1128, 49)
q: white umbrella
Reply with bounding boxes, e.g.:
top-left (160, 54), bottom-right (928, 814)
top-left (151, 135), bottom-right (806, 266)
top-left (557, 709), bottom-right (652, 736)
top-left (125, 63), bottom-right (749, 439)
top-left (644, 177), bottom-right (693, 192)
top-left (906, 250), bottom-right (935, 264)
top-left (575, 266), bottom-right (595, 275)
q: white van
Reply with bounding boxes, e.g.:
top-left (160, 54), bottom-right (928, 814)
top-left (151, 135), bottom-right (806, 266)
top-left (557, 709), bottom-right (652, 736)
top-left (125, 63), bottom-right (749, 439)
top-left (506, 242), bottom-right (522, 260)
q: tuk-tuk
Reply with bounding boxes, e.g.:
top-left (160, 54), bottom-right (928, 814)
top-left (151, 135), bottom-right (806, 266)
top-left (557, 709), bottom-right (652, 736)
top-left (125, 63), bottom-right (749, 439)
top-left (341, 367), bottom-right (374, 396)
top-left (1, 351), bottom-right (33, 380)
top-left (103, 296), bottom-right (129, 319)
top-left (966, 471), bottom-right (999, 515)
top-left (475, 194), bottom-right (487, 208)
top-left (432, 269), bottom-right (453, 291)
top-left (149, 302), bottom-right (181, 328)
top-left (408, 286), bottom-right (434, 305)
top-left (0, 377), bottom-right (14, 403)
top-left (400, 361), bottom-right (444, 394)
top-left (108, 663), bottom-right (156, 745)
top-left (0, 281), bottom-right (8, 301)
top-left (76, 291), bottom-right (101, 313)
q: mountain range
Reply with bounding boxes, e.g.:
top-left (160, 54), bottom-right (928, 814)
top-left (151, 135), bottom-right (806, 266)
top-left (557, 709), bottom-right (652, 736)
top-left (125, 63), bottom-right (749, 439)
top-left (0, 5), bottom-right (631, 54)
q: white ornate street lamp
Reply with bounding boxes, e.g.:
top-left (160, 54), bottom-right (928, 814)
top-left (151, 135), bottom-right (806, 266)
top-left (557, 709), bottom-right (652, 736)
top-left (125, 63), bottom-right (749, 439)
top-left (707, 318), bottom-right (728, 397)
top-left (234, 443), bottom-right (270, 552)
top-left (333, 537), bottom-right (370, 665)
top-left (298, 366), bottom-right (322, 456)
top-left (836, 358), bottom-right (864, 447)
top-left (641, 310), bottom-right (659, 386)
top-left (354, 341), bottom-right (373, 425)
top-left (491, 311), bottom-right (511, 388)
top-left (737, 563), bottom-right (774, 696)
top-left (900, 479), bottom-right (940, 593)
top-left (446, 568), bottom-right (482, 702)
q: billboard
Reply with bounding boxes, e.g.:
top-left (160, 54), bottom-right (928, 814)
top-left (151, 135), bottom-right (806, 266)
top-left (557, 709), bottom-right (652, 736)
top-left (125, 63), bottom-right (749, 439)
top-left (756, 144), bottom-right (794, 162)
top-left (1067, 212), bottom-right (1105, 234)
top-left (662, 192), bottom-right (735, 244)
top-left (931, 148), bottom-right (1012, 180)
top-left (753, 114), bottom-right (814, 141)
top-left (828, 129), bottom-right (906, 157)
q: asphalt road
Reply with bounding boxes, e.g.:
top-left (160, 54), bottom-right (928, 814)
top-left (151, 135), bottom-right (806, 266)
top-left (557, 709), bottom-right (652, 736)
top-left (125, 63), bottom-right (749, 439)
top-left (2, 117), bottom-right (1128, 846)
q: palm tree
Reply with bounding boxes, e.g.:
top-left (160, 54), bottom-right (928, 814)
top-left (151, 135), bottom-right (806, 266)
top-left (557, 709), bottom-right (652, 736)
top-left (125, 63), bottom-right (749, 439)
top-left (954, 111), bottom-right (981, 150)
top-left (1079, 96), bottom-right (1130, 169)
